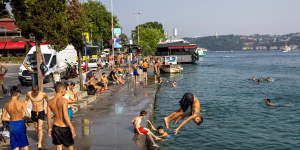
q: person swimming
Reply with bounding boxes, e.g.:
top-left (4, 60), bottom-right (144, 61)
top-left (265, 99), bottom-right (292, 107)
top-left (171, 81), bottom-right (176, 88)
top-left (147, 120), bottom-right (173, 141)
top-left (266, 77), bottom-right (273, 82)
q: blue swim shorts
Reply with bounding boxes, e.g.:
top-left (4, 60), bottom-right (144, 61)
top-left (9, 120), bottom-right (29, 150)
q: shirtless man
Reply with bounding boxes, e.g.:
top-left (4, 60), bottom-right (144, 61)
top-left (97, 73), bottom-right (108, 90)
top-left (108, 54), bottom-right (114, 70)
top-left (132, 110), bottom-right (161, 147)
top-left (87, 73), bottom-right (102, 96)
top-left (164, 93), bottom-right (203, 135)
top-left (1, 86), bottom-right (30, 150)
top-left (24, 85), bottom-right (48, 149)
top-left (0, 63), bottom-right (8, 98)
top-left (47, 82), bottom-right (76, 150)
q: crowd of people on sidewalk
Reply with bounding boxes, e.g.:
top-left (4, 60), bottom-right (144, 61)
top-left (0, 52), bottom-right (166, 150)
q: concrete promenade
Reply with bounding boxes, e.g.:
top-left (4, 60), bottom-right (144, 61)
top-left (0, 64), bottom-right (158, 150)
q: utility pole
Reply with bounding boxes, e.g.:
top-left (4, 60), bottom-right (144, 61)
top-left (134, 11), bottom-right (142, 45)
top-left (111, 0), bottom-right (114, 60)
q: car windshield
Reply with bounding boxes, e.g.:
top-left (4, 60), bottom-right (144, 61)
top-left (25, 54), bottom-right (52, 65)
top-left (89, 59), bottom-right (97, 63)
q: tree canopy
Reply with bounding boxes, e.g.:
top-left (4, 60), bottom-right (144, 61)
top-left (81, 0), bottom-right (119, 48)
top-left (138, 27), bottom-right (164, 56)
top-left (131, 21), bottom-right (164, 42)
top-left (10, 0), bottom-right (69, 50)
top-left (0, 2), bottom-right (10, 18)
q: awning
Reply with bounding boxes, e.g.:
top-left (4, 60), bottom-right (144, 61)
top-left (0, 42), bottom-right (26, 49)
top-left (29, 42), bottom-right (49, 46)
top-left (168, 46), bottom-right (196, 49)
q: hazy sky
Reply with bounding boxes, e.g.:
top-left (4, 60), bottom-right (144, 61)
top-left (98, 0), bottom-right (300, 38)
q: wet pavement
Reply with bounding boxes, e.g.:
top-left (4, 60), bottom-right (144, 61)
top-left (42, 80), bottom-right (157, 150)
top-left (0, 64), bottom-right (158, 150)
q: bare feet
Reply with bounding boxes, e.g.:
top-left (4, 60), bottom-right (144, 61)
top-left (164, 117), bottom-right (169, 129)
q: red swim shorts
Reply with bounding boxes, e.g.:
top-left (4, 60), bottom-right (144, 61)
top-left (138, 127), bottom-right (148, 135)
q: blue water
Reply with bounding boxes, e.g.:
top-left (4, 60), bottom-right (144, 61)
top-left (154, 51), bottom-right (300, 150)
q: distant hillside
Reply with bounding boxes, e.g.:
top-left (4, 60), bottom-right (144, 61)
top-left (184, 33), bottom-right (300, 51)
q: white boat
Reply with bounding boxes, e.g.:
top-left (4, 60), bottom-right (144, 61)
top-left (195, 48), bottom-right (206, 57)
top-left (282, 44), bottom-right (291, 52)
top-left (160, 56), bottom-right (182, 73)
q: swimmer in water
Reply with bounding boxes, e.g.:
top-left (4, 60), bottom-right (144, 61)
top-left (265, 99), bottom-right (292, 107)
top-left (265, 99), bottom-right (278, 106)
top-left (266, 77), bottom-right (273, 82)
top-left (147, 120), bottom-right (173, 140)
top-left (257, 77), bottom-right (263, 84)
top-left (172, 81), bottom-right (176, 88)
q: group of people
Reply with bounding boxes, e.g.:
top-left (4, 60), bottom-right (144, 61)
top-left (251, 76), bottom-right (273, 83)
top-left (132, 93), bottom-right (203, 147)
top-left (1, 82), bottom-right (77, 150)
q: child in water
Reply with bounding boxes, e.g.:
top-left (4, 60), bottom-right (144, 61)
top-left (147, 120), bottom-right (173, 141)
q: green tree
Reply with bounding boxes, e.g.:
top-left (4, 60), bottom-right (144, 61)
top-left (10, 0), bottom-right (69, 90)
top-left (67, 0), bottom-right (89, 90)
top-left (0, 2), bottom-right (10, 18)
top-left (139, 27), bottom-right (164, 56)
top-left (81, 0), bottom-right (119, 48)
top-left (132, 21), bottom-right (165, 42)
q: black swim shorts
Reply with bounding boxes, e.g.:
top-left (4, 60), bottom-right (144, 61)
top-left (52, 125), bottom-right (74, 147)
top-left (179, 93), bottom-right (194, 112)
top-left (31, 111), bottom-right (45, 122)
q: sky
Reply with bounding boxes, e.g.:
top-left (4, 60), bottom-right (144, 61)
top-left (98, 0), bottom-right (300, 38)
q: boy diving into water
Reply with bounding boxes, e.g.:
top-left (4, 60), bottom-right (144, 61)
top-left (164, 93), bottom-right (203, 135)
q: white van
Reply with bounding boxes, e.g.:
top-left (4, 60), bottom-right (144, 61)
top-left (18, 45), bottom-right (77, 85)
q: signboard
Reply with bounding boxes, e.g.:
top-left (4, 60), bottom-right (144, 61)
top-left (82, 32), bottom-right (89, 43)
top-left (113, 28), bottom-right (122, 48)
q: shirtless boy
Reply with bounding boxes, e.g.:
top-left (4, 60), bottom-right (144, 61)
top-left (1, 86), bottom-right (30, 150)
top-left (132, 110), bottom-right (161, 147)
top-left (164, 93), bottom-right (203, 135)
top-left (24, 85), bottom-right (48, 149)
top-left (47, 82), bottom-right (76, 150)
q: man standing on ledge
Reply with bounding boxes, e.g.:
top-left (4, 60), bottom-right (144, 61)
top-left (25, 85), bottom-right (49, 149)
top-left (164, 93), bottom-right (203, 135)
top-left (47, 82), bottom-right (76, 150)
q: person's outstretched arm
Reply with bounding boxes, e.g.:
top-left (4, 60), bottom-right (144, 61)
top-left (173, 112), bottom-right (192, 126)
top-left (174, 115), bottom-right (194, 135)
top-left (1, 105), bottom-right (9, 121)
top-left (147, 120), bottom-right (157, 131)
top-left (47, 104), bottom-right (52, 137)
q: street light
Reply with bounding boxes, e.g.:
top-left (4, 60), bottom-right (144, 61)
top-left (110, 0), bottom-right (114, 59)
top-left (134, 10), bottom-right (142, 45)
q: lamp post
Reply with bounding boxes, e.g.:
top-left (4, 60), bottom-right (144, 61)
top-left (134, 11), bottom-right (142, 45)
top-left (110, 0), bottom-right (114, 60)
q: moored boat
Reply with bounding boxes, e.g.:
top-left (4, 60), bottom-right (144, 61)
top-left (160, 56), bottom-right (182, 73)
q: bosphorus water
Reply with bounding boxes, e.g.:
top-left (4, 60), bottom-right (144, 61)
top-left (153, 50), bottom-right (300, 150)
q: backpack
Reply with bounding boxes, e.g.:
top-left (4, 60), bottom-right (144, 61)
top-left (87, 85), bottom-right (96, 95)
top-left (143, 62), bottom-right (148, 68)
